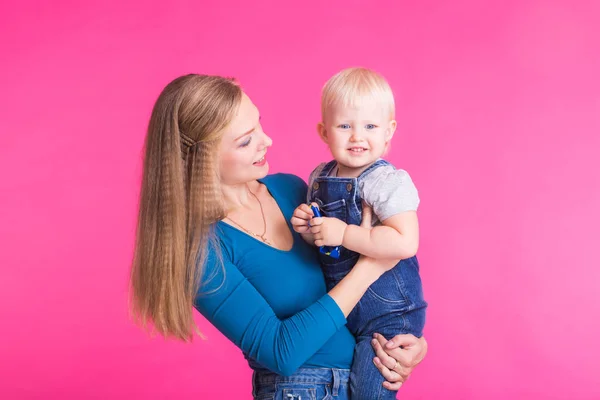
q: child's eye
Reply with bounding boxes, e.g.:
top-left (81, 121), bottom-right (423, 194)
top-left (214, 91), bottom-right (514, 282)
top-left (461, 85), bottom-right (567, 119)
top-left (365, 124), bottom-right (377, 130)
top-left (240, 136), bottom-right (252, 147)
top-left (338, 124), bottom-right (351, 129)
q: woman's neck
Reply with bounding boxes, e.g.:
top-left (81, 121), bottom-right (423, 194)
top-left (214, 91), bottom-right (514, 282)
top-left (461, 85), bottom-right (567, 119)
top-left (221, 180), bottom-right (260, 215)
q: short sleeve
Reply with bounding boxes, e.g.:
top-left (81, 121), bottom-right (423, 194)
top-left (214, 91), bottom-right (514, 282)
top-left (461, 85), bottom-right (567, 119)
top-left (360, 167), bottom-right (420, 222)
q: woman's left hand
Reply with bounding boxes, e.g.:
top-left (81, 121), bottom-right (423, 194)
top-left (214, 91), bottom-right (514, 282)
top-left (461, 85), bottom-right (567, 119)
top-left (371, 333), bottom-right (428, 390)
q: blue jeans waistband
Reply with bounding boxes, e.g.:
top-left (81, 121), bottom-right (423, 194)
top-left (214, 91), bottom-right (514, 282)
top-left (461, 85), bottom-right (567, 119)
top-left (252, 367), bottom-right (350, 395)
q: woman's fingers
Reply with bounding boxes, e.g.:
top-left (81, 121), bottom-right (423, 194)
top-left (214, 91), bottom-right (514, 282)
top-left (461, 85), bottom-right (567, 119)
top-left (373, 356), bottom-right (404, 388)
top-left (372, 334), bottom-right (412, 380)
top-left (383, 334), bottom-right (428, 367)
top-left (383, 381), bottom-right (402, 391)
top-left (372, 335), bottom-right (400, 370)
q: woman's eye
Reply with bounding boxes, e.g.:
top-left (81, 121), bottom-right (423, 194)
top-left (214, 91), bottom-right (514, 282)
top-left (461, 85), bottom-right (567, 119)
top-left (240, 136), bottom-right (252, 147)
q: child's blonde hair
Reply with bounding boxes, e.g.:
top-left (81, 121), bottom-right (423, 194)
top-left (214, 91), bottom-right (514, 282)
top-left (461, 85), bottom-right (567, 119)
top-left (321, 67), bottom-right (395, 122)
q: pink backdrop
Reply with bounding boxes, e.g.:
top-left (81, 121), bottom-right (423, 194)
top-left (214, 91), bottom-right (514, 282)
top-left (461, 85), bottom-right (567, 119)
top-left (1, 1), bottom-right (599, 399)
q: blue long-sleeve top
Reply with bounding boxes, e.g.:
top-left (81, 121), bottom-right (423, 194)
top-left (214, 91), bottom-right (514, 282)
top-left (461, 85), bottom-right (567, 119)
top-left (194, 173), bottom-right (355, 376)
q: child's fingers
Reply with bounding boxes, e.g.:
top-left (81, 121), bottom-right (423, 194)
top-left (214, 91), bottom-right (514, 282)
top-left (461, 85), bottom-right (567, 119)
top-left (291, 224), bottom-right (311, 234)
top-left (293, 209), bottom-right (311, 220)
top-left (298, 203), bottom-right (314, 215)
top-left (314, 239), bottom-right (325, 247)
top-left (310, 224), bottom-right (322, 234)
top-left (303, 203), bottom-right (316, 213)
top-left (291, 216), bottom-right (310, 227)
top-left (310, 217), bottom-right (324, 226)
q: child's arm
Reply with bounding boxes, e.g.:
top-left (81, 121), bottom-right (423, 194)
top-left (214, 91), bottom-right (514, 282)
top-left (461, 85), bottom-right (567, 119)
top-left (344, 212), bottom-right (418, 258)
top-left (310, 211), bottom-right (419, 259)
top-left (291, 203), bottom-right (317, 246)
top-left (311, 166), bottom-right (420, 259)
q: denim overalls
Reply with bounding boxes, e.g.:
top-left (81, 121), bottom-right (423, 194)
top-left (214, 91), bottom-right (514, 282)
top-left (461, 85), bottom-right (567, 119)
top-left (309, 159), bottom-right (427, 400)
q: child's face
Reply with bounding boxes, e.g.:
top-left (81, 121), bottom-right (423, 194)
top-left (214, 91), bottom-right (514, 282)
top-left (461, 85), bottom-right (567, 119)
top-left (319, 100), bottom-right (396, 172)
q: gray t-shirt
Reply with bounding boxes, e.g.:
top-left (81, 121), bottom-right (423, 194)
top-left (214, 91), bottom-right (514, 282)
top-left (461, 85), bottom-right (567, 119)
top-left (307, 160), bottom-right (420, 224)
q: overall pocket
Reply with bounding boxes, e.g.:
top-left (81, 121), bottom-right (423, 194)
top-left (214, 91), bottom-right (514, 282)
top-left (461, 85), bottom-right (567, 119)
top-left (318, 198), bottom-right (347, 222)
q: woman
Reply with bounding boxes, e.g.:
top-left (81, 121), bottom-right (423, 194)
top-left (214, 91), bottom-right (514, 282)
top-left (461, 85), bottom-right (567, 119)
top-left (130, 74), bottom-right (427, 399)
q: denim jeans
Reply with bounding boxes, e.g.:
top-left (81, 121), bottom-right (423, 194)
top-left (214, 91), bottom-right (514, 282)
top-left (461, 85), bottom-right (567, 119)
top-left (252, 367), bottom-right (350, 400)
top-left (309, 159), bottom-right (428, 400)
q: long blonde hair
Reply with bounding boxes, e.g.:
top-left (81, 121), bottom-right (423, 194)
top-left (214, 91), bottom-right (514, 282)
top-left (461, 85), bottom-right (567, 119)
top-left (130, 74), bottom-right (242, 341)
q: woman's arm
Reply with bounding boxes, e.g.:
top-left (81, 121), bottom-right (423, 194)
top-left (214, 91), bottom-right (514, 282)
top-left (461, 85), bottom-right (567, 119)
top-left (196, 255), bottom-right (349, 376)
top-left (195, 239), bottom-right (394, 377)
top-left (327, 255), bottom-right (396, 316)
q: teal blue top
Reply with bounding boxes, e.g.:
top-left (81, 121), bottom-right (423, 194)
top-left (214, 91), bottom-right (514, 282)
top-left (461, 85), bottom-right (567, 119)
top-left (194, 173), bottom-right (355, 376)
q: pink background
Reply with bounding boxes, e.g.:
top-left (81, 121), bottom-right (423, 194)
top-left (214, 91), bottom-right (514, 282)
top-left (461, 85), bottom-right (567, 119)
top-left (1, 1), bottom-right (599, 399)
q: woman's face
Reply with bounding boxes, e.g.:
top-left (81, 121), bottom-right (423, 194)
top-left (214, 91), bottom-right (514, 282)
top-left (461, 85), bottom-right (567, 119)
top-left (217, 92), bottom-right (273, 186)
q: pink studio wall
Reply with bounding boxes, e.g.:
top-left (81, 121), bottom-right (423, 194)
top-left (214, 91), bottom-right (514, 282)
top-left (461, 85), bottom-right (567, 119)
top-left (1, 1), bottom-right (599, 399)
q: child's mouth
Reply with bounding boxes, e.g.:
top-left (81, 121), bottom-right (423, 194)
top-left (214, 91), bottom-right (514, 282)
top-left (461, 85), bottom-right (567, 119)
top-left (348, 147), bottom-right (368, 154)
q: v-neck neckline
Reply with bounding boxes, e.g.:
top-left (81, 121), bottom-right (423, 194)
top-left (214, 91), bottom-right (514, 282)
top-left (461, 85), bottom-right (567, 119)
top-left (218, 177), bottom-right (295, 253)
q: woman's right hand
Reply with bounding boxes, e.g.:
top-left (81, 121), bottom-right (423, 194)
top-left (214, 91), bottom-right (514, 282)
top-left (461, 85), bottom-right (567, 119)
top-left (371, 333), bottom-right (428, 390)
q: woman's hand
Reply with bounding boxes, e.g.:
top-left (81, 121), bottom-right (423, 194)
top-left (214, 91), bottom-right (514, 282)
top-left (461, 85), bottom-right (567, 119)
top-left (371, 333), bottom-right (428, 390)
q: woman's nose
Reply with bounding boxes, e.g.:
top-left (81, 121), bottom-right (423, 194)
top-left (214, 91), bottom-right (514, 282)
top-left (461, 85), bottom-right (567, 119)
top-left (261, 131), bottom-right (273, 148)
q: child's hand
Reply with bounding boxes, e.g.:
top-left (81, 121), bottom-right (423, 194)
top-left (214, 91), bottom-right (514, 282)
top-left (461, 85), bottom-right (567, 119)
top-left (291, 203), bottom-right (316, 234)
top-left (310, 216), bottom-right (348, 247)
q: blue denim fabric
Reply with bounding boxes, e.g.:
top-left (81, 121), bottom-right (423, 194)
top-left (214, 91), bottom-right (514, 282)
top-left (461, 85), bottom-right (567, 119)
top-left (252, 367), bottom-right (350, 400)
top-left (309, 160), bottom-right (428, 400)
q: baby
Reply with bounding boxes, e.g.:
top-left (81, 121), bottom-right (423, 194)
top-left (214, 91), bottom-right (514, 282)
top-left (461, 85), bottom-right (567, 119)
top-left (292, 67), bottom-right (427, 399)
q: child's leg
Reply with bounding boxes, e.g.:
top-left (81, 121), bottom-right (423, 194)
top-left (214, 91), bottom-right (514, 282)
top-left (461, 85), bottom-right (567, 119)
top-left (350, 337), bottom-right (398, 400)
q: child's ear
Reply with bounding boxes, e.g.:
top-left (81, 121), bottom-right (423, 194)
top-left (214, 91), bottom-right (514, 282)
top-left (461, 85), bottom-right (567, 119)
top-left (386, 120), bottom-right (397, 142)
top-left (317, 122), bottom-right (329, 144)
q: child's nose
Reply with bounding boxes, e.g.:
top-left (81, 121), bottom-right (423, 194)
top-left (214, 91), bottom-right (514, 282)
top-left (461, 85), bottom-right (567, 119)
top-left (349, 131), bottom-right (362, 141)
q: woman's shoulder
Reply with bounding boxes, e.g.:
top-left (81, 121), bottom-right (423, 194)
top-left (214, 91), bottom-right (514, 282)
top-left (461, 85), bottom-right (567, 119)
top-left (261, 173), bottom-right (307, 194)
top-left (261, 173), bottom-right (308, 208)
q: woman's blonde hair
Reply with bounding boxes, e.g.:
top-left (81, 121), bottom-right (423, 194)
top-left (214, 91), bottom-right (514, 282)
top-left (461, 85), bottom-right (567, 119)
top-left (321, 67), bottom-right (395, 122)
top-left (130, 74), bottom-right (242, 341)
